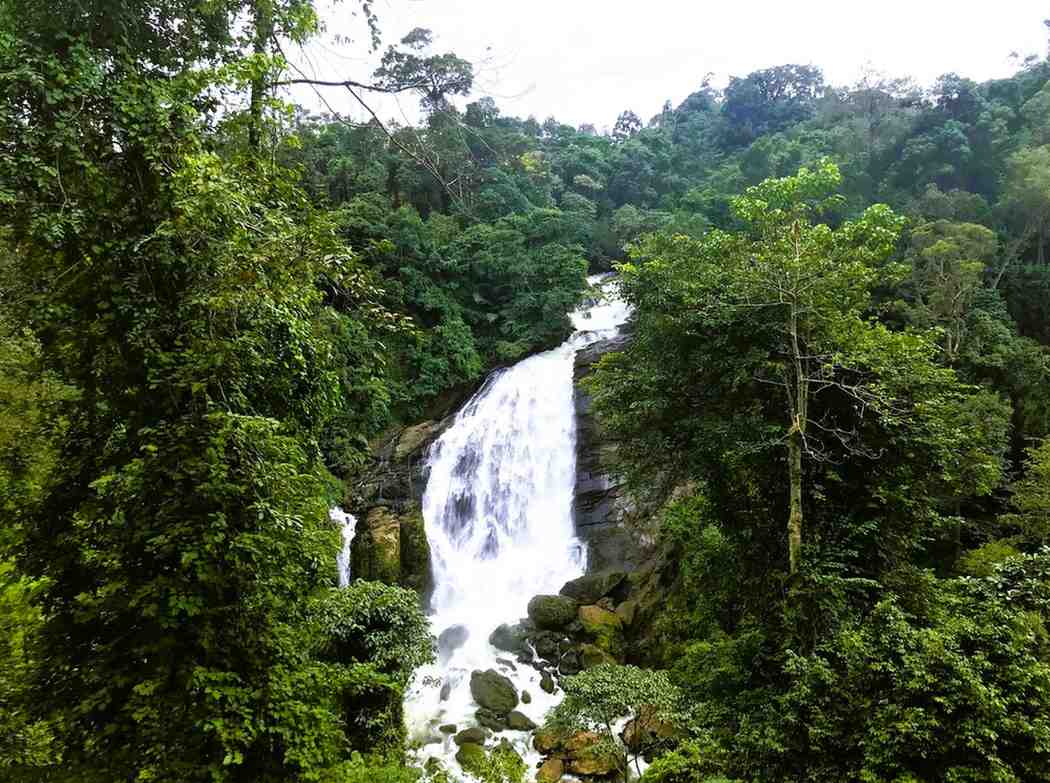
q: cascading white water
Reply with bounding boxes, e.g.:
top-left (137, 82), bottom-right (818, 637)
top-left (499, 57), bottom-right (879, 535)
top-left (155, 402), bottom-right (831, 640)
top-left (330, 507), bottom-right (357, 588)
top-left (404, 275), bottom-right (630, 780)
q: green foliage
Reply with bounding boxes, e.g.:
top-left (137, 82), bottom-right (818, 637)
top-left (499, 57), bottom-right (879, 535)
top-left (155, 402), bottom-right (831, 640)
top-left (454, 742), bottom-right (525, 783)
top-left (546, 664), bottom-right (684, 778)
top-left (1002, 438), bottom-right (1050, 546)
top-left (0, 2), bottom-right (432, 780)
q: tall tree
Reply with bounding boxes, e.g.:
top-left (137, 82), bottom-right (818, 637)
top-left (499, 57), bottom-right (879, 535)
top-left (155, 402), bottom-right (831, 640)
top-left (0, 1), bottom-right (432, 779)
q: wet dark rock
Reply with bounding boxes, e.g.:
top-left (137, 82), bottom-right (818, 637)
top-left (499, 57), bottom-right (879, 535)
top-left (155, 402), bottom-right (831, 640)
top-left (495, 657), bottom-right (517, 672)
top-left (527, 595), bottom-right (578, 630)
top-left (578, 604), bottom-right (625, 659)
top-left (521, 690), bottom-right (531, 704)
top-left (475, 707), bottom-right (509, 732)
top-left (469, 669), bottom-right (518, 714)
top-left (558, 649), bottom-right (581, 676)
top-left (540, 670), bottom-right (556, 694)
top-left (349, 504), bottom-right (433, 598)
top-left (453, 727), bottom-right (489, 746)
top-left (439, 681), bottom-right (452, 701)
top-left (560, 570), bottom-right (627, 604)
top-left (454, 742), bottom-right (486, 768)
top-left (529, 630), bottom-right (567, 661)
top-left (506, 710), bottom-right (537, 731)
top-left (489, 623), bottom-right (530, 655)
top-left (437, 624), bottom-right (469, 664)
top-left (573, 334), bottom-right (644, 572)
top-left (579, 643), bottom-right (617, 669)
top-left (439, 724), bottom-right (458, 735)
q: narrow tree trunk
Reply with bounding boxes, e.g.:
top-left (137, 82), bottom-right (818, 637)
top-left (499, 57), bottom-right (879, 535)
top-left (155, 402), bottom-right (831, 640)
top-left (788, 425), bottom-right (803, 575)
top-left (248, 0), bottom-right (274, 151)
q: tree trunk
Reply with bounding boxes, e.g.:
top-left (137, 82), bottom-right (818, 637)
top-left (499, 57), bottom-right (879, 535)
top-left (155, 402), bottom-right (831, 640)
top-left (248, 0), bottom-right (274, 151)
top-left (788, 425), bottom-right (803, 575)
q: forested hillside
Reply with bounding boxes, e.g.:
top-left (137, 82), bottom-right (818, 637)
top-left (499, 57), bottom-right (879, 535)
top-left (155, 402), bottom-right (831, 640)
top-left (2, 2), bottom-right (1050, 781)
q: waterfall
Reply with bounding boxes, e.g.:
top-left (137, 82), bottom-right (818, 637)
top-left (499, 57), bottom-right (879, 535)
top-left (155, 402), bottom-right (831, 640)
top-left (331, 507), bottom-right (357, 588)
top-left (404, 275), bottom-right (630, 780)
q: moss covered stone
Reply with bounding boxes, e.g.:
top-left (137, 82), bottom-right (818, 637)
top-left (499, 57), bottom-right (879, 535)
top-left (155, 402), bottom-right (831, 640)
top-left (470, 669), bottom-right (518, 713)
top-left (350, 507), bottom-right (401, 584)
top-left (578, 604), bottom-right (625, 658)
top-left (454, 741), bottom-right (486, 770)
top-left (579, 642), bottom-right (617, 669)
top-left (527, 594), bottom-right (578, 630)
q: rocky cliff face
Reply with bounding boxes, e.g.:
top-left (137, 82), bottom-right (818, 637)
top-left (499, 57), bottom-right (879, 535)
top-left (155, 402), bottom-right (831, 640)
top-left (345, 419), bottom-right (451, 602)
top-left (572, 333), bottom-right (641, 573)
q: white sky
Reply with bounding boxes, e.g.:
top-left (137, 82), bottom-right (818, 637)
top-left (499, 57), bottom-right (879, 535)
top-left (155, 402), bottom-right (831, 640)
top-left (288, 1), bottom-right (1049, 129)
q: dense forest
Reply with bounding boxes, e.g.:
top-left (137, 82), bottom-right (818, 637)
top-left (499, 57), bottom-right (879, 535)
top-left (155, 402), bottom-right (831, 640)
top-left (3, 1), bottom-right (1050, 781)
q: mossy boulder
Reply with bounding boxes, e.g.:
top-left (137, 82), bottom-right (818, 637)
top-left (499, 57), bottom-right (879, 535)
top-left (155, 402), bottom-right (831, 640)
top-left (560, 570), bottom-right (627, 604)
top-left (506, 710), bottom-right (537, 731)
top-left (540, 670), bottom-right (556, 693)
top-left (489, 623), bottom-right (530, 655)
top-left (350, 507), bottom-right (401, 584)
top-left (537, 757), bottom-right (564, 783)
top-left (454, 742), bottom-right (486, 770)
top-left (527, 594), bottom-right (579, 630)
top-left (533, 727), bottom-right (562, 755)
top-left (349, 505), bottom-right (432, 597)
top-left (397, 507), bottom-right (432, 596)
top-left (475, 707), bottom-right (509, 732)
top-left (578, 604), bottom-right (625, 658)
top-left (453, 727), bottom-right (488, 746)
top-left (469, 669), bottom-right (518, 713)
top-left (564, 731), bottom-right (618, 777)
top-left (579, 643), bottom-right (617, 669)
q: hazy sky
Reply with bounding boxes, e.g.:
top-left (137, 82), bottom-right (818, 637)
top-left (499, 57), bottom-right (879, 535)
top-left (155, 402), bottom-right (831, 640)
top-left (289, 1), bottom-right (1049, 129)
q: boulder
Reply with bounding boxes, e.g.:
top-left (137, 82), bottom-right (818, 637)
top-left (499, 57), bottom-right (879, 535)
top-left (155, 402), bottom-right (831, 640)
top-left (536, 757), bottom-right (564, 783)
top-left (439, 724), bottom-right (457, 735)
top-left (533, 728), bottom-right (562, 755)
top-left (469, 669), bottom-right (518, 714)
top-left (350, 507), bottom-right (401, 584)
top-left (437, 624), bottom-right (469, 664)
top-left (529, 629), bottom-right (567, 661)
top-left (559, 570), bottom-right (627, 604)
top-left (453, 727), bottom-right (488, 746)
top-left (579, 643), bottom-right (617, 669)
top-left (527, 595), bottom-right (578, 630)
top-left (615, 599), bottom-right (637, 627)
top-left (540, 670), bottom-right (556, 694)
top-left (348, 505), bottom-right (432, 596)
top-left (489, 623), bottom-right (530, 655)
top-left (521, 690), bottom-right (532, 704)
top-left (397, 507), bottom-right (432, 596)
top-left (568, 754), bottom-right (617, 777)
top-left (558, 649), bottom-right (581, 676)
top-left (563, 730), bottom-right (600, 754)
top-left (394, 421), bottom-right (439, 462)
top-left (454, 742), bottom-right (486, 770)
top-left (564, 731), bottom-right (618, 777)
top-left (578, 604), bottom-right (625, 658)
top-left (475, 707), bottom-right (509, 732)
top-left (622, 706), bottom-right (678, 753)
top-left (506, 710), bottom-right (537, 731)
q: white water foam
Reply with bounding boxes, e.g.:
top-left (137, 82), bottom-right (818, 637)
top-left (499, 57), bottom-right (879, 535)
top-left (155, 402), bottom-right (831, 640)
top-left (331, 507), bottom-right (357, 588)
